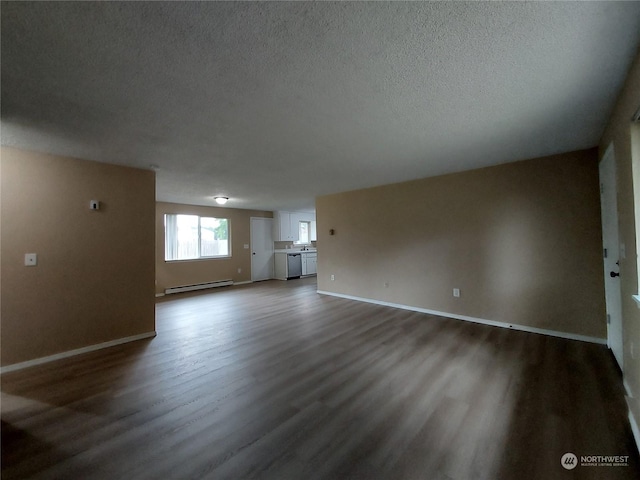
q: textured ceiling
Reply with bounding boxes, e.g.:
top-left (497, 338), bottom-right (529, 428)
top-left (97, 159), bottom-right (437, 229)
top-left (2, 1), bottom-right (640, 212)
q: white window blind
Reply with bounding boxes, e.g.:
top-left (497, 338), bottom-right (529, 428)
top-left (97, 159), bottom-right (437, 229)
top-left (164, 214), bottom-right (230, 261)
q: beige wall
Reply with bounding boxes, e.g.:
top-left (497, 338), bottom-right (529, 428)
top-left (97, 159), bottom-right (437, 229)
top-left (156, 202), bottom-right (272, 293)
top-left (317, 148), bottom-right (605, 339)
top-left (599, 49), bottom-right (640, 428)
top-left (1, 147), bottom-right (156, 366)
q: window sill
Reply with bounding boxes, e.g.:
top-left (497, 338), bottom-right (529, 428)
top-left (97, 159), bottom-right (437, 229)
top-left (165, 256), bottom-right (231, 263)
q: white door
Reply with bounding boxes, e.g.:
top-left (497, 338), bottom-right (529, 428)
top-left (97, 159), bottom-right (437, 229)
top-left (599, 144), bottom-right (623, 370)
top-left (251, 217), bottom-right (274, 282)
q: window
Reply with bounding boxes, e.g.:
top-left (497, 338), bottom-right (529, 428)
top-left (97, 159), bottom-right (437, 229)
top-left (295, 221), bottom-right (311, 245)
top-left (299, 221), bottom-right (310, 244)
top-left (164, 214), bottom-right (230, 261)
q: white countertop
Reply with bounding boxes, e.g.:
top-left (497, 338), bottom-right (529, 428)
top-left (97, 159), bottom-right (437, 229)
top-left (275, 249), bottom-right (317, 254)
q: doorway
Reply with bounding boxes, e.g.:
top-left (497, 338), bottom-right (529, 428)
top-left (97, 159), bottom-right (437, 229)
top-left (599, 143), bottom-right (624, 370)
top-left (251, 217), bottom-right (274, 282)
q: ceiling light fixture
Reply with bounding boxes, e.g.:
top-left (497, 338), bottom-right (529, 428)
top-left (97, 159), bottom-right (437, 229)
top-left (214, 196), bottom-right (229, 205)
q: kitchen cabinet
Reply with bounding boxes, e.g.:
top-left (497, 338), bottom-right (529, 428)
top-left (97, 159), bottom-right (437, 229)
top-left (273, 211), bottom-right (316, 242)
top-left (273, 211), bottom-right (299, 241)
top-left (275, 251), bottom-right (317, 279)
top-left (304, 252), bottom-right (317, 275)
top-left (310, 221), bottom-right (317, 241)
top-left (289, 212), bottom-right (303, 230)
top-left (274, 252), bottom-right (288, 279)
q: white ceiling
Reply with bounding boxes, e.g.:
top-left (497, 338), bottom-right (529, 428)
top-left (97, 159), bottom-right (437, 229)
top-left (2, 1), bottom-right (640, 212)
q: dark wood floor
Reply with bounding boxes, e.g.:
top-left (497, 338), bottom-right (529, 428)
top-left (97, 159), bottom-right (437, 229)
top-left (2, 277), bottom-right (638, 479)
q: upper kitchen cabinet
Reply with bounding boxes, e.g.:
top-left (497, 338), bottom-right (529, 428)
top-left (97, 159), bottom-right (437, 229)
top-left (273, 211), bottom-right (298, 241)
top-left (273, 211), bottom-right (316, 242)
top-left (310, 220), bottom-right (317, 242)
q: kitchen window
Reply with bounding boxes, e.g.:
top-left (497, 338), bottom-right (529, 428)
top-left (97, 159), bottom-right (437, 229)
top-left (164, 214), bottom-right (230, 261)
top-left (295, 221), bottom-right (311, 245)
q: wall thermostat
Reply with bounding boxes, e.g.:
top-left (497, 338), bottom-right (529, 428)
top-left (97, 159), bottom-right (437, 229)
top-left (90, 200), bottom-right (100, 210)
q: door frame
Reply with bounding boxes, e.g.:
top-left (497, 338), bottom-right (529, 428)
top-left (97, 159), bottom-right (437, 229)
top-left (599, 143), bottom-right (624, 370)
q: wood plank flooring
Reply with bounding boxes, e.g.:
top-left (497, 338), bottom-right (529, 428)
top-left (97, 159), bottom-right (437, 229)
top-left (2, 277), bottom-right (638, 479)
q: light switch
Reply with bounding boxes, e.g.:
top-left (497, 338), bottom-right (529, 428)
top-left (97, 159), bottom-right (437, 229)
top-left (244, 244), bottom-right (249, 249)
top-left (25, 253), bottom-right (37, 266)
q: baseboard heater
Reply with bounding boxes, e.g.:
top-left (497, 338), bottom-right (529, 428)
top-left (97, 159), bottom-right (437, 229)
top-left (164, 279), bottom-right (233, 295)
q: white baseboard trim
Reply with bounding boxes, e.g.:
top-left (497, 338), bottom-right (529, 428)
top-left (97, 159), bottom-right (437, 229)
top-left (155, 293), bottom-right (165, 298)
top-left (233, 280), bottom-right (253, 286)
top-left (0, 331), bottom-right (157, 374)
top-left (316, 290), bottom-right (607, 345)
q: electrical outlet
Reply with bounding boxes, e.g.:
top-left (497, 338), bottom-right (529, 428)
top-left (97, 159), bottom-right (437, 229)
top-left (25, 253), bottom-right (38, 266)
top-left (330, 274), bottom-right (335, 281)
top-left (237, 268), bottom-right (242, 274)
top-left (453, 288), bottom-right (460, 298)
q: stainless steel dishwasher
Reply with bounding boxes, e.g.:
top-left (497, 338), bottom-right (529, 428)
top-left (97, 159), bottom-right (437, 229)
top-left (287, 253), bottom-right (302, 279)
